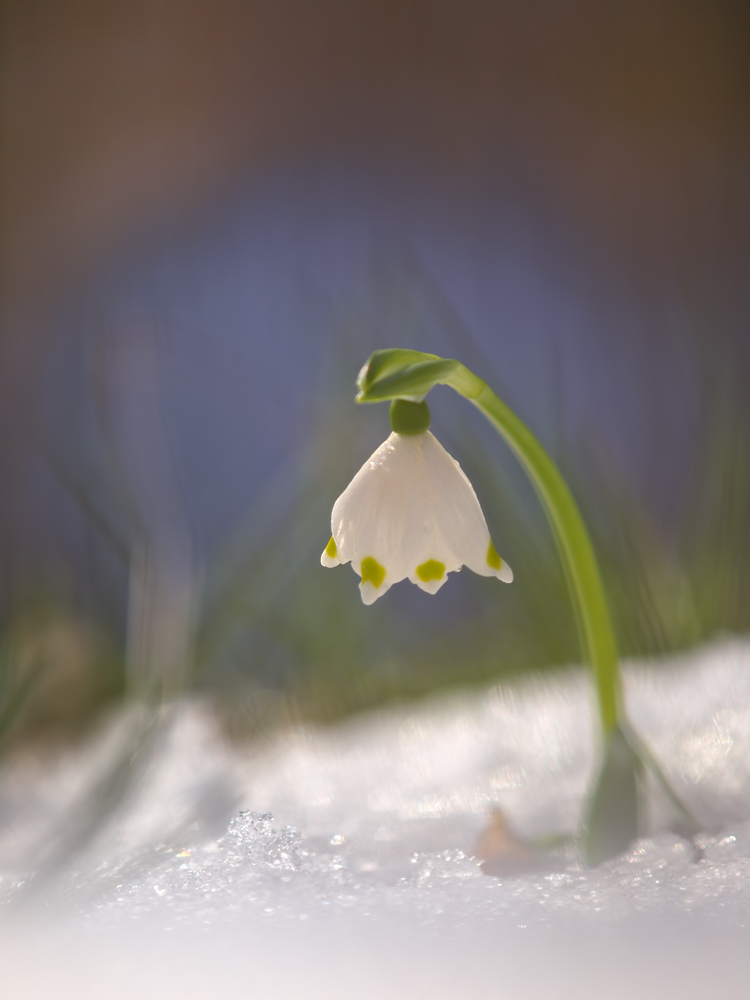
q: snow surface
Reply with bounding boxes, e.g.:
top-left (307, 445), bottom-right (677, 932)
top-left (2, 638), bottom-right (750, 998)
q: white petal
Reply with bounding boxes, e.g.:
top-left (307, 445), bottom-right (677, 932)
top-left (320, 536), bottom-right (341, 567)
top-left (329, 430), bottom-right (513, 598)
top-left (496, 560), bottom-right (514, 584)
top-left (412, 570), bottom-right (450, 596)
top-left (360, 578), bottom-right (393, 605)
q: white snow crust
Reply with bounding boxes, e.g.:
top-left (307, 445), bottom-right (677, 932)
top-left (2, 638), bottom-right (750, 997)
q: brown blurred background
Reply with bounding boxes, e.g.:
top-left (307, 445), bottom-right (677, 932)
top-left (5, 0), bottom-right (748, 379)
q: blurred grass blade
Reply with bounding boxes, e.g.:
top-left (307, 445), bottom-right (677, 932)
top-left (11, 707), bottom-right (161, 907)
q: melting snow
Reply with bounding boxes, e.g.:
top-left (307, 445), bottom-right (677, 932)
top-left (2, 638), bottom-right (750, 997)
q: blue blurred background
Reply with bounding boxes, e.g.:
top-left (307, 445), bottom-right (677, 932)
top-left (2, 0), bottom-right (749, 741)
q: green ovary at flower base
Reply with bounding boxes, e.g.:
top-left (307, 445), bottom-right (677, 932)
top-left (322, 348), bottom-right (697, 864)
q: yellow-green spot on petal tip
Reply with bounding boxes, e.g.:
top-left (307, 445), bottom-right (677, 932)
top-left (325, 536), bottom-right (338, 559)
top-left (487, 540), bottom-right (502, 571)
top-left (361, 556), bottom-right (386, 589)
top-left (416, 559), bottom-right (446, 582)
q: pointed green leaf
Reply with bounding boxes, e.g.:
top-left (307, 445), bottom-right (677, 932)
top-left (584, 726), bottom-right (640, 866)
top-left (356, 349), bottom-right (461, 403)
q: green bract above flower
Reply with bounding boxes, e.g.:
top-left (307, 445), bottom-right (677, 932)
top-left (321, 429), bottom-right (513, 605)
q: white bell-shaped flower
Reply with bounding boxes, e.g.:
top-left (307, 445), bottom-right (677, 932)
top-left (321, 401), bottom-right (513, 605)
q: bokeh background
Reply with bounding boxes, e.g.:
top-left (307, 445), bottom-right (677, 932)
top-left (2, 0), bottom-right (749, 748)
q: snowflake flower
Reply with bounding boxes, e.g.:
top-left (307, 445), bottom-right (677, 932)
top-left (321, 402), bottom-right (512, 604)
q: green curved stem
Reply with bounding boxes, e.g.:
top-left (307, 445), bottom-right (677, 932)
top-left (355, 349), bottom-right (702, 857)
top-left (452, 367), bottom-right (622, 736)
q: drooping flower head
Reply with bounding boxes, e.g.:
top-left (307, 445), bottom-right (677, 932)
top-left (321, 398), bottom-right (512, 604)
